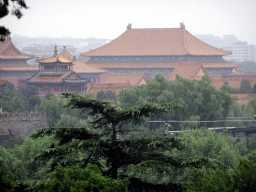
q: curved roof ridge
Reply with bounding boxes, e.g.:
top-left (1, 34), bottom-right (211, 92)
top-left (0, 36), bottom-right (11, 55)
top-left (184, 30), bottom-right (231, 56)
top-left (81, 23), bottom-right (231, 57)
top-left (181, 28), bottom-right (189, 54)
top-left (0, 36), bottom-right (34, 59)
top-left (81, 29), bottom-right (128, 57)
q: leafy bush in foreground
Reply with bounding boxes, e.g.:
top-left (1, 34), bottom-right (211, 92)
top-left (36, 163), bottom-right (130, 192)
top-left (187, 159), bottom-right (256, 192)
top-left (0, 169), bottom-right (14, 192)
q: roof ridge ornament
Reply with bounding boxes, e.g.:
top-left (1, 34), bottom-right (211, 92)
top-left (180, 22), bottom-right (185, 30)
top-left (127, 23), bottom-right (132, 30)
top-left (54, 44), bottom-right (58, 56)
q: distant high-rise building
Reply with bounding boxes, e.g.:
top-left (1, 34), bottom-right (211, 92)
top-left (223, 41), bottom-right (256, 62)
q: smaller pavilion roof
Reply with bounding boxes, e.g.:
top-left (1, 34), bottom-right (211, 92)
top-left (58, 46), bottom-right (76, 61)
top-left (25, 71), bottom-right (86, 84)
top-left (0, 36), bottom-right (34, 59)
top-left (167, 62), bottom-right (208, 81)
top-left (36, 45), bottom-right (75, 64)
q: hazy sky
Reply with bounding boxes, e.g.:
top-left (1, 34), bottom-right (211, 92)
top-left (2, 0), bottom-right (256, 44)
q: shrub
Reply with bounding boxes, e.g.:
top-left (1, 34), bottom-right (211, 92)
top-left (0, 169), bottom-right (14, 192)
top-left (36, 163), bottom-right (130, 192)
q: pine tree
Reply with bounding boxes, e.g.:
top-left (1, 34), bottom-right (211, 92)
top-left (31, 93), bottom-right (224, 186)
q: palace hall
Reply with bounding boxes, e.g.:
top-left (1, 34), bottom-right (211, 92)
top-left (0, 36), bottom-right (38, 86)
top-left (81, 23), bottom-right (241, 80)
top-left (23, 46), bottom-right (86, 96)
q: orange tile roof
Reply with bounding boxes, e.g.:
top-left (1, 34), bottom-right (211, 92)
top-left (80, 57), bottom-right (90, 63)
top-left (202, 61), bottom-right (242, 68)
top-left (36, 47), bottom-right (75, 64)
top-left (28, 72), bottom-right (71, 82)
top-left (83, 61), bottom-right (239, 70)
top-left (231, 94), bottom-right (256, 105)
top-left (167, 62), bottom-right (208, 81)
top-left (0, 36), bottom-right (34, 59)
top-left (210, 73), bottom-right (256, 89)
top-left (81, 23), bottom-right (231, 57)
top-left (36, 55), bottom-right (73, 63)
top-left (73, 59), bottom-right (107, 73)
top-left (0, 66), bottom-right (38, 71)
top-left (85, 62), bottom-right (179, 69)
top-left (0, 80), bottom-right (7, 86)
top-left (58, 49), bottom-right (76, 61)
top-left (102, 73), bottom-right (147, 85)
top-left (26, 71), bottom-right (86, 84)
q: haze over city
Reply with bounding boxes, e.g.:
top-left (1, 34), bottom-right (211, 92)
top-left (2, 0), bottom-right (256, 45)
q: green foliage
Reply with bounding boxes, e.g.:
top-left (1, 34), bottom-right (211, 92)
top-left (96, 89), bottom-right (117, 104)
top-left (245, 134), bottom-right (256, 152)
top-left (247, 150), bottom-right (256, 163)
top-left (6, 81), bottom-right (15, 91)
top-left (44, 91), bottom-right (55, 100)
top-left (31, 93), bottom-right (224, 186)
top-left (35, 163), bottom-right (130, 192)
top-left (233, 159), bottom-right (256, 191)
top-left (239, 79), bottom-right (252, 94)
top-left (62, 92), bottom-right (180, 131)
top-left (0, 85), bottom-right (40, 112)
top-left (0, 169), bottom-right (14, 192)
top-left (118, 74), bottom-right (234, 123)
top-left (187, 159), bottom-right (256, 192)
top-left (0, 135), bottom-right (55, 181)
top-left (35, 96), bottom-right (62, 126)
top-left (186, 168), bottom-right (234, 192)
top-left (35, 96), bottom-right (89, 127)
top-left (177, 128), bottom-right (241, 169)
top-left (96, 90), bottom-right (106, 101)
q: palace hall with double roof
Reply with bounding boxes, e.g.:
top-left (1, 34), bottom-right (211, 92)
top-left (81, 23), bottom-right (241, 79)
top-left (0, 36), bottom-right (37, 86)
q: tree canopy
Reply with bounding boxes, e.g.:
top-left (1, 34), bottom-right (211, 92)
top-left (0, 0), bottom-right (28, 41)
top-left (118, 74), bottom-right (234, 124)
top-left (31, 93), bottom-right (224, 188)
